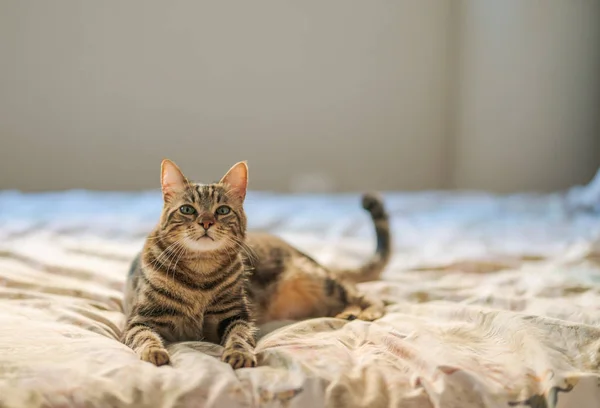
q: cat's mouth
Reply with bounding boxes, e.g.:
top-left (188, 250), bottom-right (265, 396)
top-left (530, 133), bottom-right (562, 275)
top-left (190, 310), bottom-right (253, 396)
top-left (183, 234), bottom-right (221, 252)
top-left (195, 232), bottom-right (215, 241)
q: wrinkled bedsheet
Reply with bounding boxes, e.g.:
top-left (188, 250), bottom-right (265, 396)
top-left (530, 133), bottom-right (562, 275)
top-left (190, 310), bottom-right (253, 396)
top-left (1, 184), bottom-right (600, 407)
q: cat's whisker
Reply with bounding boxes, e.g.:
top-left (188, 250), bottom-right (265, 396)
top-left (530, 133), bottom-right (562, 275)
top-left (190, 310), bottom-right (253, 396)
top-left (144, 234), bottom-right (173, 242)
top-left (168, 242), bottom-right (187, 284)
top-left (227, 236), bottom-right (258, 265)
top-left (151, 239), bottom-right (183, 268)
top-left (171, 242), bottom-right (189, 281)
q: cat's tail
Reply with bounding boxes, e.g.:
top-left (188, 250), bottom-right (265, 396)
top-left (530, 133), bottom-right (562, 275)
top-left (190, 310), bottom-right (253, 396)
top-left (331, 193), bottom-right (392, 283)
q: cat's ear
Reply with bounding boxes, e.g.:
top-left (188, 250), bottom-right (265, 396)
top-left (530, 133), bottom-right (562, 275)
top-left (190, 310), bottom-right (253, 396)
top-left (220, 161), bottom-right (248, 201)
top-left (161, 159), bottom-right (188, 200)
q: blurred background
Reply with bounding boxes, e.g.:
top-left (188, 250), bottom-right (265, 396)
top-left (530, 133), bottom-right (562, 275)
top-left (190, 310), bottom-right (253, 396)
top-left (0, 1), bottom-right (599, 194)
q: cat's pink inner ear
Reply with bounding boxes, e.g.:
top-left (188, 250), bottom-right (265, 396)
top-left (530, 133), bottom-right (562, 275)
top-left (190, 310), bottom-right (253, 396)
top-left (220, 161), bottom-right (248, 201)
top-left (161, 159), bottom-right (187, 199)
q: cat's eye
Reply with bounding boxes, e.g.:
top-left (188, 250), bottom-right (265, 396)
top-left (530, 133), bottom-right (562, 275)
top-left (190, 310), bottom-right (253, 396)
top-left (215, 206), bottom-right (231, 215)
top-left (179, 205), bottom-right (196, 215)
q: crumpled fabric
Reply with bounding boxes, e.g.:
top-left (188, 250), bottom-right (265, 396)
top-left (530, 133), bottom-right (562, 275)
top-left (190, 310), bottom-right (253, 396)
top-left (0, 184), bottom-right (600, 407)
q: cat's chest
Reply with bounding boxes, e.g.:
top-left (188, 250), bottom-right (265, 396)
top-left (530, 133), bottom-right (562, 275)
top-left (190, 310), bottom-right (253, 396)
top-left (153, 297), bottom-right (207, 340)
top-left (201, 315), bottom-right (222, 344)
top-left (158, 311), bottom-right (221, 344)
top-left (160, 301), bottom-right (223, 343)
top-left (154, 313), bottom-right (201, 343)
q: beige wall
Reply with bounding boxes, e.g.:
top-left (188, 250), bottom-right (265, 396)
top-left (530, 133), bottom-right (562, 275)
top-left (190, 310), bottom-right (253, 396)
top-left (453, 0), bottom-right (600, 192)
top-left (0, 1), bottom-right (598, 193)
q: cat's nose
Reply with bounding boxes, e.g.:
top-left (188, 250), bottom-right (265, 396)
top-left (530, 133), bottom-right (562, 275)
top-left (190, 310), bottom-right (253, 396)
top-left (200, 219), bottom-right (214, 230)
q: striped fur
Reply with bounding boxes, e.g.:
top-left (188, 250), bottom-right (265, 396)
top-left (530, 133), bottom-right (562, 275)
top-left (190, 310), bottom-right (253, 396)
top-left (123, 160), bottom-right (257, 368)
top-left (123, 160), bottom-right (392, 368)
top-left (245, 193), bottom-right (391, 323)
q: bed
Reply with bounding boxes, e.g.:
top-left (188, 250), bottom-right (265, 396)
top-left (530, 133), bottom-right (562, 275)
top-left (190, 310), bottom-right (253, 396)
top-left (1, 178), bottom-right (600, 407)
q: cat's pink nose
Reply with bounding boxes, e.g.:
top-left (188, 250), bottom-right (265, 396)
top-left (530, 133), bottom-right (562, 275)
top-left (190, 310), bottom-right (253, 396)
top-left (200, 220), bottom-right (214, 230)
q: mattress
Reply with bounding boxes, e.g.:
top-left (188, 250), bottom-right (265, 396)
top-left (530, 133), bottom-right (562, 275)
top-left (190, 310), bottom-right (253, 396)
top-left (1, 182), bottom-right (600, 408)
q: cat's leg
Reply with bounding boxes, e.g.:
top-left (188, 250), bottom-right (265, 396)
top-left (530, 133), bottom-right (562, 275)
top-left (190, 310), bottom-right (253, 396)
top-left (335, 294), bottom-right (385, 321)
top-left (217, 303), bottom-right (258, 369)
top-left (122, 317), bottom-right (170, 366)
top-left (259, 270), bottom-right (386, 323)
top-left (331, 280), bottom-right (386, 322)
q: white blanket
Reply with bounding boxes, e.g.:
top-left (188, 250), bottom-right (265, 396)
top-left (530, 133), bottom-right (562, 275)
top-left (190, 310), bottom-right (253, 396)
top-left (1, 188), bottom-right (600, 407)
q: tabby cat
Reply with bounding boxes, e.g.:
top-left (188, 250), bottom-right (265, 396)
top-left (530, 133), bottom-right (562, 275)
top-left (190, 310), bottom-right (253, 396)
top-left (122, 160), bottom-right (391, 369)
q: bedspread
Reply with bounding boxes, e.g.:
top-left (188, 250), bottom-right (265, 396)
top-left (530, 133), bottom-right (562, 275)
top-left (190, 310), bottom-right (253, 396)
top-left (1, 187), bottom-right (600, 408)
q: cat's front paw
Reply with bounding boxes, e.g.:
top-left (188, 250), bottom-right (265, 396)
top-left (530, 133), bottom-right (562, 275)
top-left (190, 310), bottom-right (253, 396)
top-left (222, 347), bottom-right (257, 369)
top-left (139, 346), bottom-right (170, 366)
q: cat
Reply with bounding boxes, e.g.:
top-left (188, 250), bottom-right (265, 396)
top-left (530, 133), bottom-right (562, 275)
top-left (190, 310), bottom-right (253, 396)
top-left (122, 159), bottom-right (391, 369)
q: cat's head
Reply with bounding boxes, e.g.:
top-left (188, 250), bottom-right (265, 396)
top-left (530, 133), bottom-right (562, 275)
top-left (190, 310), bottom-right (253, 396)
top-left (157, 159), bottom-right (248, 253)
